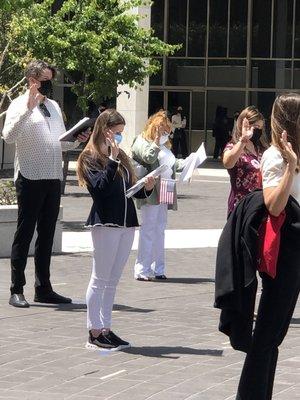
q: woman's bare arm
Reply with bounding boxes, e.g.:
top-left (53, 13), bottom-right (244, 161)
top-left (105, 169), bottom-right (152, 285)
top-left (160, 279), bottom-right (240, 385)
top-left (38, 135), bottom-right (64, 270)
top-left (263, 131), bottom-right (297, 216)
top-left (223, 140), bottom-right (247, 169)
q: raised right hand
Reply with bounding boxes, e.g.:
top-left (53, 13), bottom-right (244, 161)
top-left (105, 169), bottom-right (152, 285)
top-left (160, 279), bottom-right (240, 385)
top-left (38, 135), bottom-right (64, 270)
top-left (154, 126), bottom-right (163, 145)
top-left (240, 118), bottom-right (254, 143)
top-left (106, 129), bottom-right (119, 160)
top-left (281, 130), bottom-right (297, 170)
top-left (27, 84), bottom-right (43, 111)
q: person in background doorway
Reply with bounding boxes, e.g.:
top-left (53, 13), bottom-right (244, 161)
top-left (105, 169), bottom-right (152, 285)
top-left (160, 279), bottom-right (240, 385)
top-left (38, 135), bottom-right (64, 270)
top-left (171, 106), bottom-right (188, 158)
top-left (212, 106), bottom-right (231, 159)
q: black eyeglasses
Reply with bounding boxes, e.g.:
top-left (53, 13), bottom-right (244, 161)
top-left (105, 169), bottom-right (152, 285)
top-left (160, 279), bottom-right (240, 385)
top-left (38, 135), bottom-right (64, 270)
top-left (39, 103), bottom-right (51, 118)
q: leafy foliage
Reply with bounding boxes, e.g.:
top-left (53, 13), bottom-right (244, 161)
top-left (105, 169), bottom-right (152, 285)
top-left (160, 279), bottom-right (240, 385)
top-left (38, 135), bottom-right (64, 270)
top-left (0, 0), bottom-right (35, 110)
top-left (0, 180), bottom-right (17, 205)
top-left (1, 0), bottom-right (179, 111)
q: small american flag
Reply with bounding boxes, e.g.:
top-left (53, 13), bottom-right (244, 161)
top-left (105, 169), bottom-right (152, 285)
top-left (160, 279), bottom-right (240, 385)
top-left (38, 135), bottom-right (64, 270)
top-left (159, 178), bottom-right (176, 205)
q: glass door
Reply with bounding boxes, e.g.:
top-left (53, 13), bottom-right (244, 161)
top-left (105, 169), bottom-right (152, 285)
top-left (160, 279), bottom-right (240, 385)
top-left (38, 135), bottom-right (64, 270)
top-left (167, 91), bottom-right (191, 154)
top-left (166, 91), bottom-right (206, 154)
top-left (190, 91), bottom-right (205, 153)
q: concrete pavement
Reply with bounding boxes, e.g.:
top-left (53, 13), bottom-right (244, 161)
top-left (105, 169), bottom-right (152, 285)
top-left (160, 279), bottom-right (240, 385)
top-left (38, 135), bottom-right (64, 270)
top-left (0, 160), bottom-right (299, 399)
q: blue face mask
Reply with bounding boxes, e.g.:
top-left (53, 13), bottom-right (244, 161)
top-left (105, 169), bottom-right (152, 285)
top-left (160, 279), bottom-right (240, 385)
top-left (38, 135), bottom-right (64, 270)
top-left (114, 133), bottom-right (123, 144)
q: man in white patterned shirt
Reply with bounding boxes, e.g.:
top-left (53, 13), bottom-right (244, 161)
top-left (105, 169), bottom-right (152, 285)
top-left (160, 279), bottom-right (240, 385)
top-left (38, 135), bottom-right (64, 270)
top-left (3, 60), bottom-right (89, 308)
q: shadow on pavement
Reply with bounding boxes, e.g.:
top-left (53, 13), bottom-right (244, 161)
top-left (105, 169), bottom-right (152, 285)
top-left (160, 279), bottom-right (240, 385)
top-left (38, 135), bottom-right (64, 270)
top-left (30, 302), bottom-right (87, 311)
top-left (29, 303), bottom-right (155, 314)
top-left (291, 317), bottom-right (300, 324)
top-left (62, 221), bottom-right (87, 231)
top-left (152, 277), bottom-right (214, 284)
top-left (177, 194), bottom-right (203, 199)
top-left (114, 304), bottom-right (155, 313)
top-left (124, 346), bottom-right (223, 359)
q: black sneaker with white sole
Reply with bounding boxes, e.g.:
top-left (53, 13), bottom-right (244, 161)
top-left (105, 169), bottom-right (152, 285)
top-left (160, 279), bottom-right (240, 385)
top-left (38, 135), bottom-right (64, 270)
top-left (86, 330), bottom-right (130, 351)
top-left (106, 331), bottom-right (130, 349)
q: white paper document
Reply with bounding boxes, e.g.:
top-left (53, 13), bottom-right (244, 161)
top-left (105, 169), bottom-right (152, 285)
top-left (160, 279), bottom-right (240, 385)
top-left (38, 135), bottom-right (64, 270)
top-left (178, 142), bottom-right (207, 183)
top-left (126, 164), bottom-right (169, 198)
top-left (59, 117), bottom-right (95, 142)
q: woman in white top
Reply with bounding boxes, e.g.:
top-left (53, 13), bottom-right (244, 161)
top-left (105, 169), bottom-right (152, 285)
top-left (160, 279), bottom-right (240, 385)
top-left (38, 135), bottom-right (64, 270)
top-left (236, 93), bottom-right (300, 400)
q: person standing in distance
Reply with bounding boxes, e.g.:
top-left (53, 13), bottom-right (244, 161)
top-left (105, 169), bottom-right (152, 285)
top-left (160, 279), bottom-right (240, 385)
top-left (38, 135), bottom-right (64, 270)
top-left (171, 106), bottom-right (188, 158)
top-left (2, 60), bottom-right (90, 308)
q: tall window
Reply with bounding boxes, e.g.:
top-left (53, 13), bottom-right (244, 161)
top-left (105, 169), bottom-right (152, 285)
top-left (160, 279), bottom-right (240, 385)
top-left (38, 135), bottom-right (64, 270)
top-left (208, 0), bottom-right (228, 57)
top-left (229, 0), bottom-right (248, 57)
top-left (252, 0), bottom-right (272, 57)
top-left (151, 0), bottom-right (164, 40)
top-left (188, 0), bottom-right (207, 57)
top-left (168, 0), bottom-right (187, 56)
top-left (149, 0), bottom-right (300, 151)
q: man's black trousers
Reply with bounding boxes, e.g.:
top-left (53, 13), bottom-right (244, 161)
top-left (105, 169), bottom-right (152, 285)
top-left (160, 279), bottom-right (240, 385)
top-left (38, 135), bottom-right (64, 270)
top-left (10, 173), bottom-right (61, 295)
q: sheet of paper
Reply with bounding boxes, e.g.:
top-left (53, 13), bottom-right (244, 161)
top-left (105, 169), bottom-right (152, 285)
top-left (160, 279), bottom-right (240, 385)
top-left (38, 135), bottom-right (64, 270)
top-left (59, 117), bottom-right (94, 142)
top-left (126, 164), bottom-right (169, 198)
top-left (178, 142), bottom-right (207, 183)
top-left (195, 142), bottom-right (207, 165)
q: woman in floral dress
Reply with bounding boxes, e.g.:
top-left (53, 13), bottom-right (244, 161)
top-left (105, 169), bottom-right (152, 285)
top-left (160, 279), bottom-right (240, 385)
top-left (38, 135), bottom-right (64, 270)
top-left (223, 106), bottom-right (268, 216)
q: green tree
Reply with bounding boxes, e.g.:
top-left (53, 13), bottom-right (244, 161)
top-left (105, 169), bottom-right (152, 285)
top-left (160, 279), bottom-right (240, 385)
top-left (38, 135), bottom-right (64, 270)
top-left (3, 0), bottom-right (179, 111)
top-left (0, 0), bottom-right (35, 111)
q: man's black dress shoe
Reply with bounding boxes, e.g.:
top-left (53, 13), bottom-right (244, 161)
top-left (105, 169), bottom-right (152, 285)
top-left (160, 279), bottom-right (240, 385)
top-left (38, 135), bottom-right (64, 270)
top-left (34, 291), bottom-right (72, 304)
top-left (9, 294), bottom-right (30, 308)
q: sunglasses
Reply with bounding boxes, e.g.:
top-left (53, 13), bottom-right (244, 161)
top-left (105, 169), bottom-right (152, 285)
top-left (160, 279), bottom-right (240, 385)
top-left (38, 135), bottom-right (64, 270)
top-left (39, 103), bottom-right (51, 118)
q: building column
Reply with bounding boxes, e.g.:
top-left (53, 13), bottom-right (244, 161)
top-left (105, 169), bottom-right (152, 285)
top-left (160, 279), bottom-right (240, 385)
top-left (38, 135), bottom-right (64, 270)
top-left (116, 5), bottom-right (151, 155)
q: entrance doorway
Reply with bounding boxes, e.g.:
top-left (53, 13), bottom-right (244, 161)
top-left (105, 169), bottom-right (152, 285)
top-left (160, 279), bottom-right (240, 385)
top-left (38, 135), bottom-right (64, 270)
top-left (166, 91), bottom-right (205, 154)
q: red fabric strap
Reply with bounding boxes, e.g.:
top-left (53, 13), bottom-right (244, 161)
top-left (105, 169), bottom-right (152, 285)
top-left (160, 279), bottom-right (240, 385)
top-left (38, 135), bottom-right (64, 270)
top-left (258, 211), bottom-right (286, 278)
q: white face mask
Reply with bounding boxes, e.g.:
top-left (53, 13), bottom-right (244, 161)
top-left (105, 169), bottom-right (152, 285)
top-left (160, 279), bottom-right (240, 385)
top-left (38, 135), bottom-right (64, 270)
top-left (159, 134), bottom-right (169, 145)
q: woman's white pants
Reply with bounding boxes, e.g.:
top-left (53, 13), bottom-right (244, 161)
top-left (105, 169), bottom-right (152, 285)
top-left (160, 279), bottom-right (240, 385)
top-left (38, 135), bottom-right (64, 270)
top-left (134, 204), bottom-right (168, 277)
top-left (86, 226), bottom-right (135, 330)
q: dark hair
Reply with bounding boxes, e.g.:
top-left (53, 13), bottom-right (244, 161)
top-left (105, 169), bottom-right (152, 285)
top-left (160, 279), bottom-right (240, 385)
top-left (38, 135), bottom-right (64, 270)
top-left (25, 60), bottom-right (56, 80)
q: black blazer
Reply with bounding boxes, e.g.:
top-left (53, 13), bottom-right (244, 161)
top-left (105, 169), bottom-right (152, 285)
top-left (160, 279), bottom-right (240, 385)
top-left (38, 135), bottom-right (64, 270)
top-left (214, 190), bottom-right (300, 352)
top-left (85, 158), bottom-right (150, 228)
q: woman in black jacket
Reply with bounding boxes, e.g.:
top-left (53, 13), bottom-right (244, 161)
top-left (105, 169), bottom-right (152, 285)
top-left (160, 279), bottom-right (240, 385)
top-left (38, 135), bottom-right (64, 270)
top-left (77, 109), bottom-right (154, 351)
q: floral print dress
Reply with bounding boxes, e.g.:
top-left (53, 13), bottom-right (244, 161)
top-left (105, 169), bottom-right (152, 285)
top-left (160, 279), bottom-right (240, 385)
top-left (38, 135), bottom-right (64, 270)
top-left (225, 142), bottom-right (262, 215)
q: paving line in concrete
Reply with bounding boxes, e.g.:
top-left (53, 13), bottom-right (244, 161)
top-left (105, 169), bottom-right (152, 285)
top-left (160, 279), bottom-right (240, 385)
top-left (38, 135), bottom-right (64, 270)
top-left (100, 370), bottom-right (127, 380)
top-left (62, 229), bottom-right (223, 253)
top-left (190, 179), bottom-right (229, 183)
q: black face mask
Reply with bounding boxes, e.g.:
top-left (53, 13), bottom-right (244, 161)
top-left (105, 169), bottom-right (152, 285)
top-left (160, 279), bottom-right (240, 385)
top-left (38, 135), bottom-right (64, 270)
top-left (251, 128), bottom-right (263, 144)
top-left (38, 80), bottom-right (53, 97)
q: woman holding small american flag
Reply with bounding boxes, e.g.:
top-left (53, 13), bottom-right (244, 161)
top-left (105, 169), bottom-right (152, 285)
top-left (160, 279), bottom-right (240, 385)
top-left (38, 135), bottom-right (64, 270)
top-left (132, 111), bottom-right (185, 281)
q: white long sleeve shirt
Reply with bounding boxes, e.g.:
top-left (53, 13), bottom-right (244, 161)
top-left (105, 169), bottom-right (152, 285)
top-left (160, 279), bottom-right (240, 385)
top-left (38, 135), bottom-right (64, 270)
top-left (2, 91), bottom-right (78, 181)
top-left (171, 113), bottom-right (186, 131)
